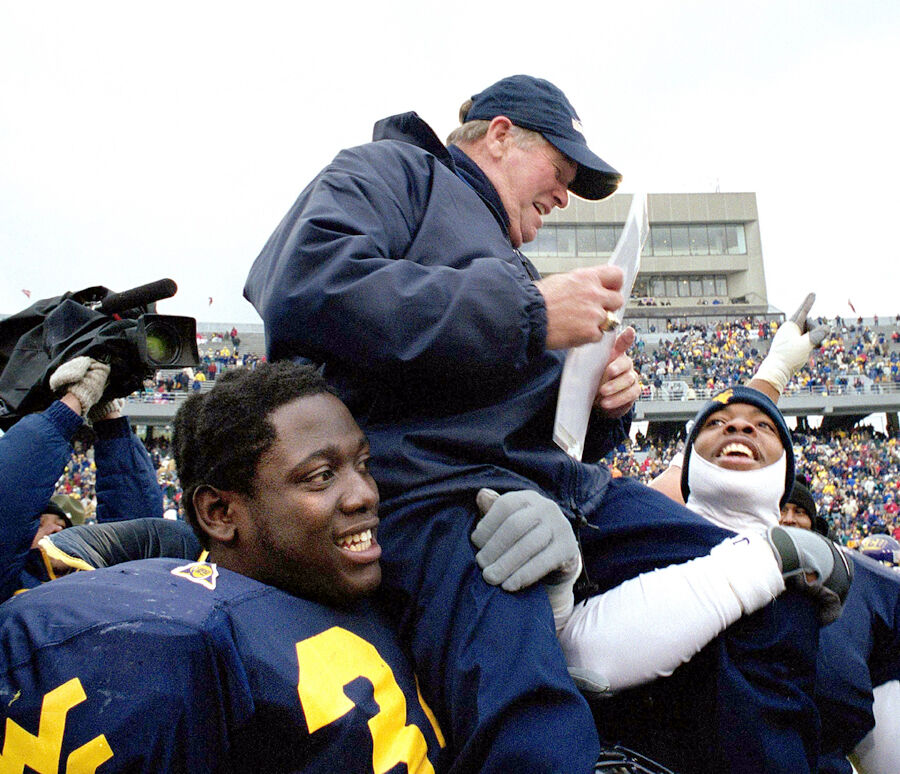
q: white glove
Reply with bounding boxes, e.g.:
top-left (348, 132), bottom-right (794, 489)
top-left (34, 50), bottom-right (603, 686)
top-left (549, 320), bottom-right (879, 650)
top-left (49, 357), bottom-right (111, 417)
top-left (472, 488), bottom-right (582, 591)
top-left (754, 293), bottom-right (828, 394)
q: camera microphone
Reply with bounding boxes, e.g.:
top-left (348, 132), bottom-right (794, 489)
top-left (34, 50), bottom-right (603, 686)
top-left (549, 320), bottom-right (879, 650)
top-left (98, 278), bottom-right (178, 315)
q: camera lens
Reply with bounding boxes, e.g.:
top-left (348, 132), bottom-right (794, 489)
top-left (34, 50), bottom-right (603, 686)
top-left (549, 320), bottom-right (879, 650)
top-left (144, 321), bottom-right (181, 365)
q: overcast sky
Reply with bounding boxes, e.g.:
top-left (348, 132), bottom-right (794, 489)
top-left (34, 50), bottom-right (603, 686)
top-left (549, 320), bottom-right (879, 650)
top-left (2, 0), bottom-right (898, 326)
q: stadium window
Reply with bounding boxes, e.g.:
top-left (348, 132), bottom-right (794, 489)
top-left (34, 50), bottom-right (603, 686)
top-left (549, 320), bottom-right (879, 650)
top-left (651, 225), bottom-right (672, 256)
top-left (633, 277), bottom-right (649, 296)
top-left (678, 278), bottom-right (691, 297)
top-left (703, 277), bottom-right (716, 296)
top-left (651, 277), bottom-right (666, 296)
top-left (716, 276), bottom-right (727, 295)
top-left (533, 225), bottom-right (557, 256)
top-left (665, 278), bottom-right (678, 297)
top-left (597, 226), bottom-right (618, 254)
top-left (726, 224), bottom-right (746, 254)
top-left (671, 226), bottom-right (690, 255)
top-left (577, 225), bottom-right (597, 256)
top-left (689, 225), bottom-right (709, 255)
top-left (690, 277), bottom-right (703, 296)
top-left (557, 226), bottom-right (577, 257)
top-left (708, 225), bottom-right (726, 254)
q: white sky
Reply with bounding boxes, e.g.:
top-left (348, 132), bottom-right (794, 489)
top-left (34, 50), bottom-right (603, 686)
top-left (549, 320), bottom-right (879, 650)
top-left (2, 0), bottom-right (898, 325)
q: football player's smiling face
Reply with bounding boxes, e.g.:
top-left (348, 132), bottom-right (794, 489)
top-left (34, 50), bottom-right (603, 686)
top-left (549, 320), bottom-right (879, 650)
top-left (236, 393), bottom-right (382, 605)
top-left (693, 402), bottom-right (784, 472)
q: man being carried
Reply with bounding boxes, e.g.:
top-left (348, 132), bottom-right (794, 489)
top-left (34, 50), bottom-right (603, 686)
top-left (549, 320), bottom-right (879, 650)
top-left (246, 75), bottom-right (828, 772)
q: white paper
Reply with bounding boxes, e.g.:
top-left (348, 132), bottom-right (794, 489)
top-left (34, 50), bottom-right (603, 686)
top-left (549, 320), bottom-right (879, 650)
top-left (552, 193), bottom-right (649, 459)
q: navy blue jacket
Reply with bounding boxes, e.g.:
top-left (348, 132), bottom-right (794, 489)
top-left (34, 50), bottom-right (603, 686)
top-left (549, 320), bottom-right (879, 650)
top-left (0, 401), bottom-right (163, 600)
top-left (244, 112), bottom-right (627, 512)
top-left (817, 551), bottom-right (900, 773)
top-left (0, 559), bottom-right (447, 773)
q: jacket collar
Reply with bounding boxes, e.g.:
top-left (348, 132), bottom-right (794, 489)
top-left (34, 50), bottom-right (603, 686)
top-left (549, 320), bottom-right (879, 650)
top-left (447, 145), bottom-right (510, 234)
top-left (372, 112), bottom-right (453, 167)
top-left (372, 112), bottom-right (510, 237)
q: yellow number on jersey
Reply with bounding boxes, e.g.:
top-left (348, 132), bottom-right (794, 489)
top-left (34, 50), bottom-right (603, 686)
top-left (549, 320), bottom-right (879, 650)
top-left (0, 677), bottom-right (113, 774)
top-left (297, 627), bottom-right (444, 774)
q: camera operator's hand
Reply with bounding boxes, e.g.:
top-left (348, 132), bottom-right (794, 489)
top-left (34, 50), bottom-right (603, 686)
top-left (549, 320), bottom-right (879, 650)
top-left (49, 356), bottom-right (110, 417)
top-left (88, 398), bottom-right (124, 424)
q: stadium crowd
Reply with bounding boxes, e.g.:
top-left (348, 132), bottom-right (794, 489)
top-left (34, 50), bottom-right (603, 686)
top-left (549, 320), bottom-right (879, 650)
top-left (634, 315), bottom-right (900, 398)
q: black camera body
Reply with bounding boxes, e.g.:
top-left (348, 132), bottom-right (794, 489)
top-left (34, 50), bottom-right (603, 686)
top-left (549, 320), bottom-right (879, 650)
top-left (0, 280), bottom-right (199, 429)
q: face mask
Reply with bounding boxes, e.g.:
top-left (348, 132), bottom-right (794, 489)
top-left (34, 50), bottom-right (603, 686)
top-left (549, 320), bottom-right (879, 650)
top-left (686, 451), bottom-right (786, 534)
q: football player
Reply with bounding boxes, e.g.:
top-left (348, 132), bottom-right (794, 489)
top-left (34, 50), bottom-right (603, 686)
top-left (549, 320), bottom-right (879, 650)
top-left (0, 362), bottom-right (447, 773)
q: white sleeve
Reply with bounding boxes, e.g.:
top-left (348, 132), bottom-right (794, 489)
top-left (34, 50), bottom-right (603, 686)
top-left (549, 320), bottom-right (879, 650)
top-left (558, 531), bottom-right (785, 692)
top-left (849, 680), bottom-right (900, 774)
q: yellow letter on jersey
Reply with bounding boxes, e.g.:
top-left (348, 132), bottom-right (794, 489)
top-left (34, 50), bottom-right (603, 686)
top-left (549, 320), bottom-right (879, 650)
top-left (0, 678), bottom-right (112, 774)
top-left (297, 627), bottom-right (441, 774)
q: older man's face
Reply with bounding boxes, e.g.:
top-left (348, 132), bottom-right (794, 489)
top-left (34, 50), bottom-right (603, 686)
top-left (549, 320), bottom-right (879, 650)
top-left (491, 137), bottom-right (576, 248)
top-left (693, 402), bottom-right (784, 471)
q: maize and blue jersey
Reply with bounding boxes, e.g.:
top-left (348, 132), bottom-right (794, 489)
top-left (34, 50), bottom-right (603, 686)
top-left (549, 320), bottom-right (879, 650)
top-left (0, 558), bottom-right (447, 773)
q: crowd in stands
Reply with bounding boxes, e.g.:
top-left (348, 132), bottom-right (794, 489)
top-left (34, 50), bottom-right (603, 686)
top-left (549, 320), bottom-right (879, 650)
top-left (49, 434), bottom-right (183, 524)
top-left (137, 325), bottom-right (267, 401)
top-left (633, 315), bottom-right (900, 398)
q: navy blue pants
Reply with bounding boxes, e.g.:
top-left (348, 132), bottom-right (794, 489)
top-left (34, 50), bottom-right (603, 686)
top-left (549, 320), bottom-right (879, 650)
top-left (378, 477), bottom-right (820, 774)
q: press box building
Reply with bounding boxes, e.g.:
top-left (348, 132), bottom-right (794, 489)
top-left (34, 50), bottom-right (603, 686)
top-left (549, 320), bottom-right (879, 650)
top-left (530, 192), bottom-right (784, 329)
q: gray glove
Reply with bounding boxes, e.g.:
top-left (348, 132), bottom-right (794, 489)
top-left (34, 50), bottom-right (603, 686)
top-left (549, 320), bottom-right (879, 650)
top-left (766, 525), bottom-right (853, 624)
top-left (49, 356), bottom-right (110, 416)
top-left (754, 293), bottom-right (829, 394)
top-left (472, 488), bottom-right (581, 592)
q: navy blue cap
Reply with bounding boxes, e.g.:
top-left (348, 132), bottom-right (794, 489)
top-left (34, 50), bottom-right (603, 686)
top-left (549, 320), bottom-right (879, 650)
top-left (466, 75), bottom-right (622, 201)
top-left (681, 386), bottom-right (795, 507)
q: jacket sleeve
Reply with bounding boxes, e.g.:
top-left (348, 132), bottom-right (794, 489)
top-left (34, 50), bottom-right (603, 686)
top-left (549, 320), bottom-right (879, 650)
top-left (93, 417), bottom-right (163, 522)
top-left (0, 401), bottom-right (82, 600)
top-left (42, 518), bottom-right (202, 569)
top-left (582, 408), bottom-right (633, 464)
top-left (244, 142), bottom-right (548, 386)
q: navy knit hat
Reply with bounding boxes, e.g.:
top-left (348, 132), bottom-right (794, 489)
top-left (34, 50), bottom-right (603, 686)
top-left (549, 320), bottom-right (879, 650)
top-left (681, 386), bottom-right (795, 507)
top-left (466, 75), bottom-right (622, 201)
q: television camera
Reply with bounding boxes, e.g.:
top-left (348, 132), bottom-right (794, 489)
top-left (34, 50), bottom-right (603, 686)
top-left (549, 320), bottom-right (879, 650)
top-left (0, 279), bottom-right (199, 430)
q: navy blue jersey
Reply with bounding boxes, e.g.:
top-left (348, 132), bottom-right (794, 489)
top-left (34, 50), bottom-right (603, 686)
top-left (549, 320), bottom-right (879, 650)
top-left (817, 551), bottom-right (900, 770)
top-left (0, 559), bottom-right (446, 773)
